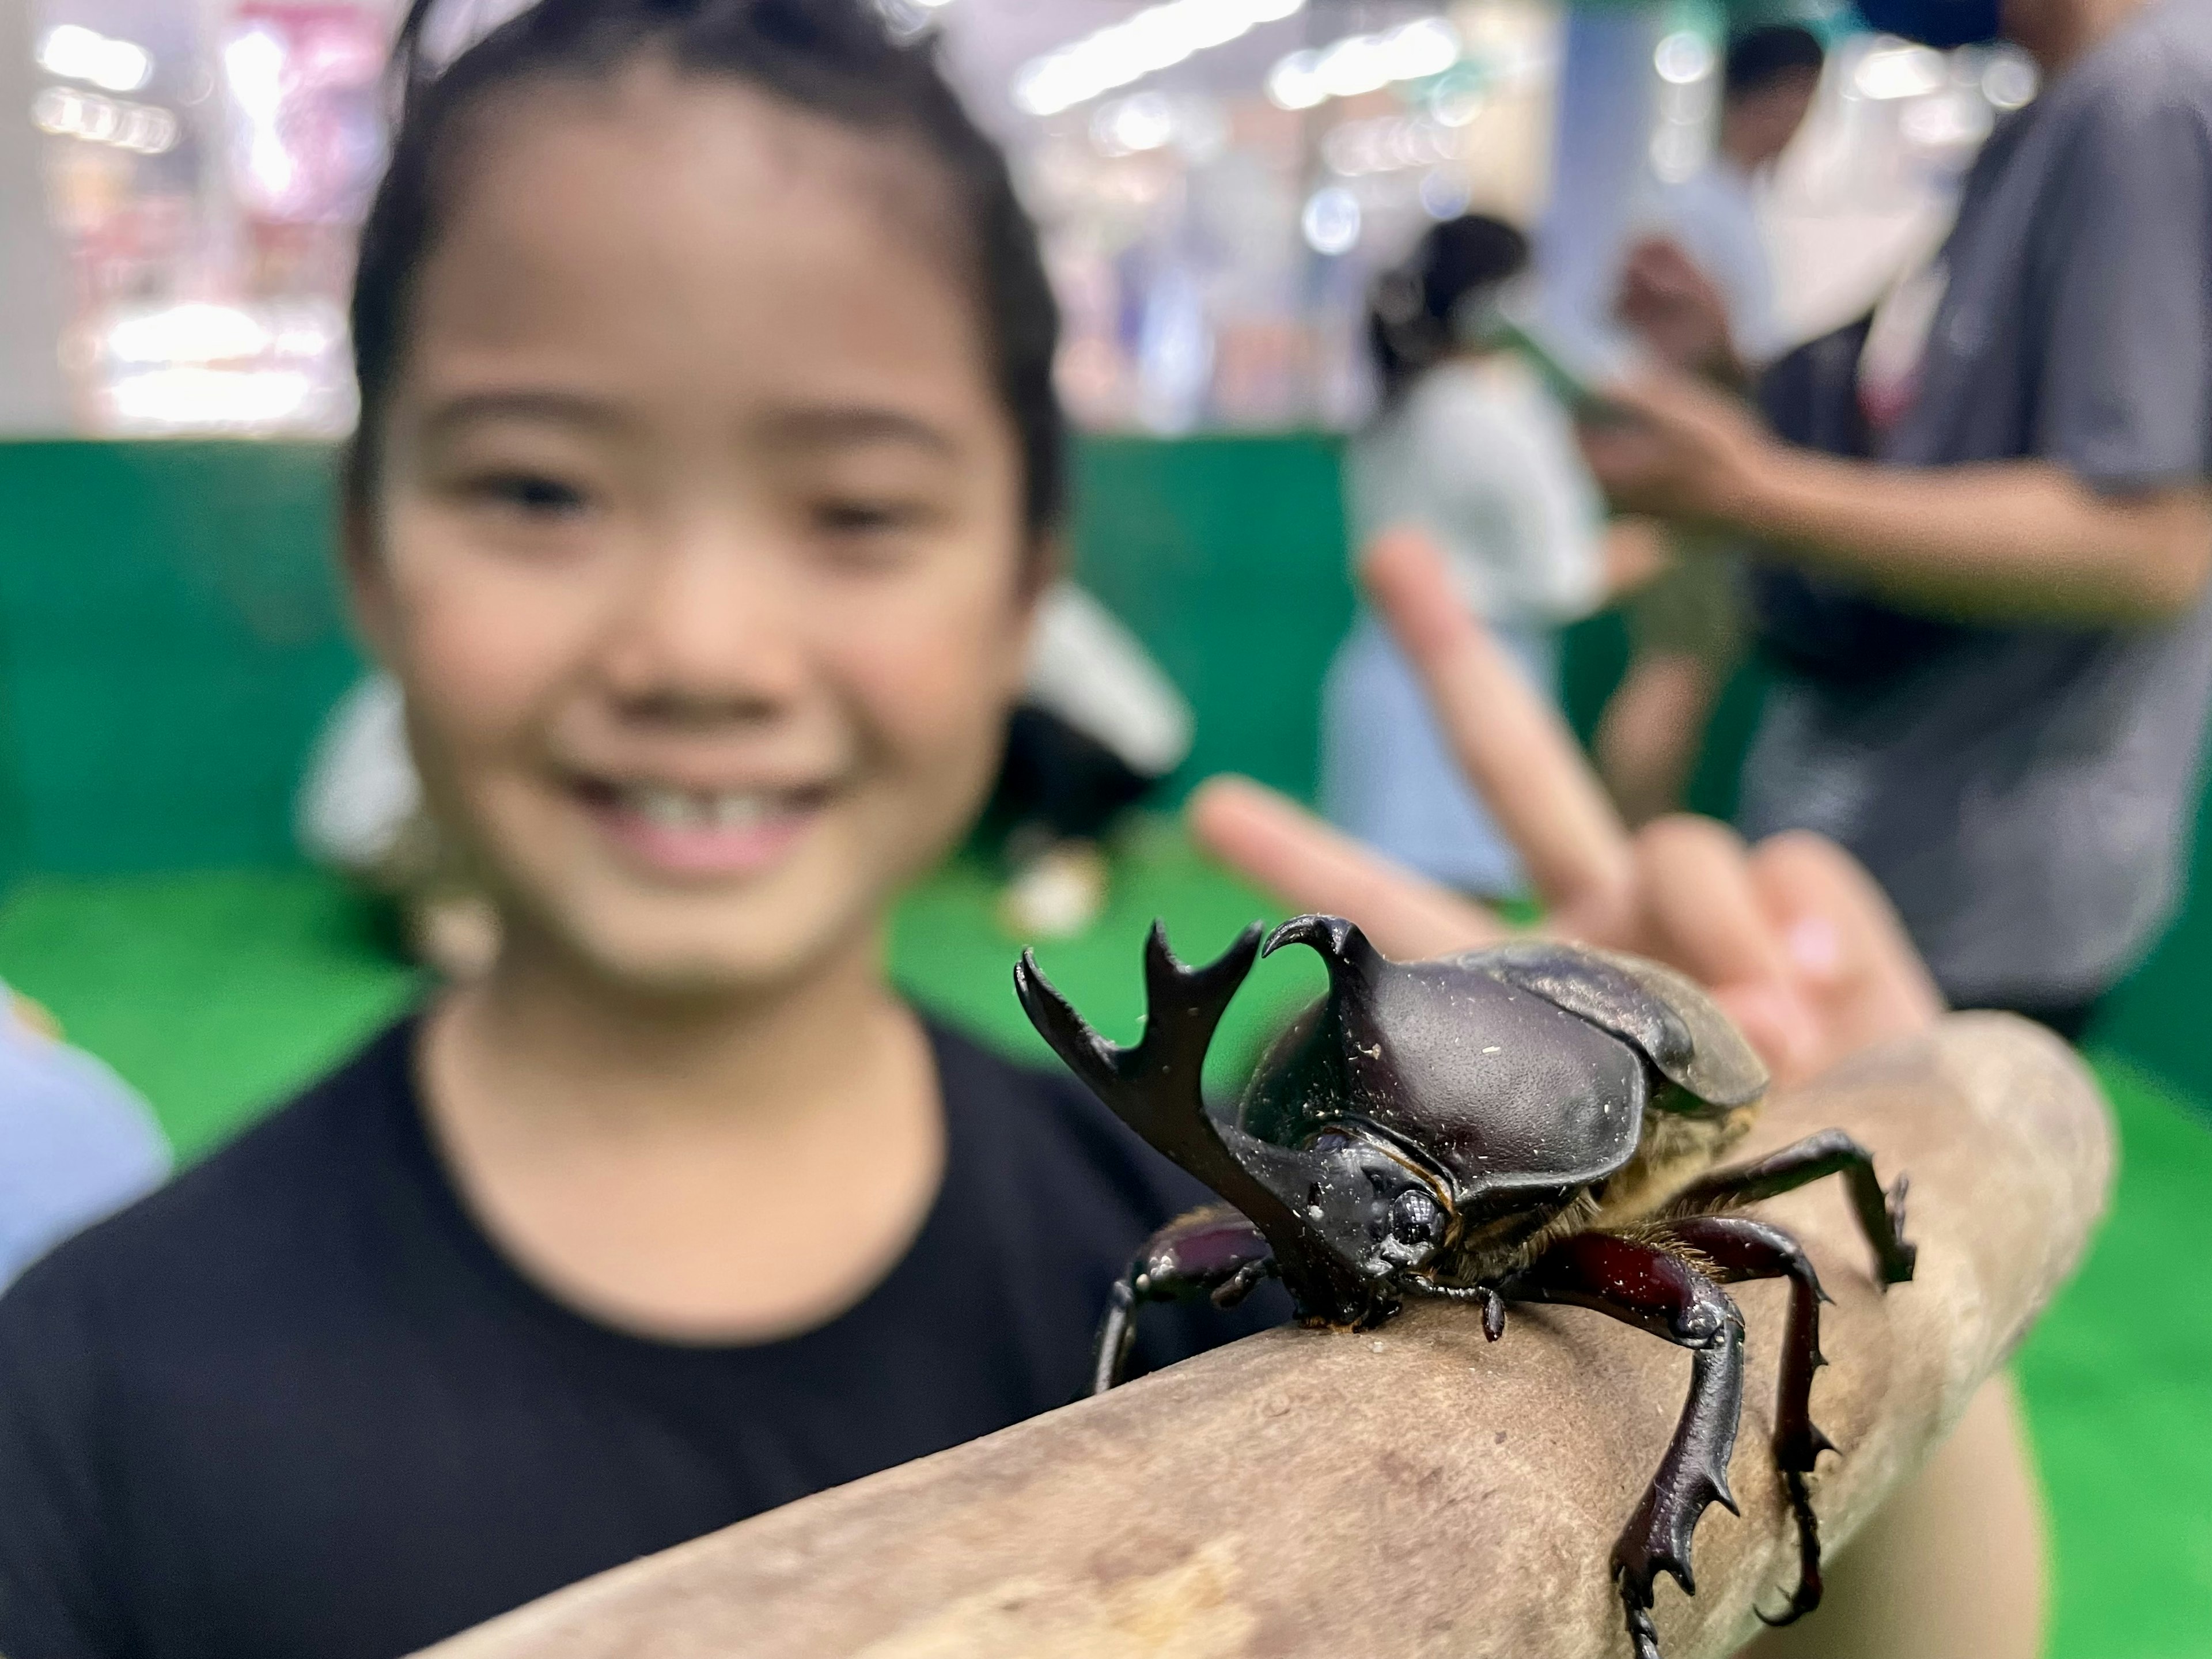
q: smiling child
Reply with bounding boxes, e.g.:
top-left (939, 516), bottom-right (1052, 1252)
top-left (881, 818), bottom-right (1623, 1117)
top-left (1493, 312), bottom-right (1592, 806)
top-left (0, 5), bottom-right (1280, 1655)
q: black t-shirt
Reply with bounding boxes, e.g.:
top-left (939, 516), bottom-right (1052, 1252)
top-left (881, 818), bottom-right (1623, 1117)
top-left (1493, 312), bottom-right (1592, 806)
top-left (0, 1016), bottom-right (1284, 1659)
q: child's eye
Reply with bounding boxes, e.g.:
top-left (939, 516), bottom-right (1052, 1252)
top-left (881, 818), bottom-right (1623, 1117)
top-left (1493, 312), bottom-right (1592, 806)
top-left (816, 497), bottom-right (924, 536)
top-left (467, 470), bottom-right (592, 519)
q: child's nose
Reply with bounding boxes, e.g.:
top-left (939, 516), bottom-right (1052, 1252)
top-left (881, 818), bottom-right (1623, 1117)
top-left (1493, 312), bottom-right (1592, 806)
top-left (595, 525), bottom-right (809, 717)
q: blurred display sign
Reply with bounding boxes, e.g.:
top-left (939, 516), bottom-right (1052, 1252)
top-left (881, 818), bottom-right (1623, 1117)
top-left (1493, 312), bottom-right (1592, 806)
top-left (224, 2), bottom-right (387, 224)
top-left (29, 0), bottom-right (391, 435)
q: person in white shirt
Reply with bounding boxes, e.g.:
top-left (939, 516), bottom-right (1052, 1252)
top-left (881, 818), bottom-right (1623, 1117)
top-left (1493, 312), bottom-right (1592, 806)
top-left (1324, 215), bottom-right (1649, 895)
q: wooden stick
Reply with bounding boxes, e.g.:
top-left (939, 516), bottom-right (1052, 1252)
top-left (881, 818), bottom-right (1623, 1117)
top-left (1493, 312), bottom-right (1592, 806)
top-left (423, 1014), bottom-right (2113, 1659)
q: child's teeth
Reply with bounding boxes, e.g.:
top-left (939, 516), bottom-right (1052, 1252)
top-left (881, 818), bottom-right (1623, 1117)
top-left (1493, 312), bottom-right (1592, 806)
top-left (623, 787), bottom-right (777, 831)
top-left (635, 786), bottom-right (700, 828)
top-left (711, 794), bottom-right (764, 830)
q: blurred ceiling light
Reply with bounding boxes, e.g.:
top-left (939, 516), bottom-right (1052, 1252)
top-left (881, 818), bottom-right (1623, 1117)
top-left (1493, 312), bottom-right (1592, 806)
top-left (1323, 113), bottom-right (1464, 176)
top-left (1014, 0), bottom-right (1305, 118)
top-left (108, 368), bottom-right (312, 430)
top-left (225, 27), bottom-right (298, 205)
top-left (1981, 50), bottom-right (2038, 109)
top-left (1267, 17), bottom-right (1461, 112)
top-left (1854, 40), bottom-right (1946, 100)
top-left (107, 304), bottom-right (270, 366)
top-left (1419, 166), bottom-right (1472, 220)
top-left (1900, 89), bottom-right (1992, 148)
top-left (38, 24), bottom-right (153, 93)
top-left (1092, 91), bottom-right (1176, 155)
top-left (1427, 67), bottom-right (1487, 127)
top-left (1653, 31), bottom-right (1714, 85)
top-left (31, 86), bottom-right (179, 153)
top-left (1301, 185), bottom-right (1362, 255)
top-left (224, 28), bottom-right (285, 119)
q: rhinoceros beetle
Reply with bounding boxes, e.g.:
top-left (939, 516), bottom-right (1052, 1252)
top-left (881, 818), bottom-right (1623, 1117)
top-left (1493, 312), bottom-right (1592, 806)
top-left (1014, 915), bottom-right (1916, 1659)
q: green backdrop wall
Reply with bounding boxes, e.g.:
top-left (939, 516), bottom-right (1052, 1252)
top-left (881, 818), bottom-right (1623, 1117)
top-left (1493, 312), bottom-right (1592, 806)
top-left (0, 436), bottom-right (2204, 1099)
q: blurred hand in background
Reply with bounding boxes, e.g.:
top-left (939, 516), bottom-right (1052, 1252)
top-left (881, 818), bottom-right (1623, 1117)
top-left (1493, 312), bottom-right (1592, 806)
top-left (1188, 528), bottom-right (1942, 1089)
top-left (1578, 372), bottom-right (1777, 531)
top-left (1616, 236), bottom-right (1744, 383)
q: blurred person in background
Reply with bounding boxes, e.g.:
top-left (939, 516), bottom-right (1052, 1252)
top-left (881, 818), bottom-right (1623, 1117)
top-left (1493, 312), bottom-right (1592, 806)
top-left (1323, 214), bottom-right (1657, 898)
top-left (1633, 24), bottom-right (1828, 382)
top-left (0, 4), bottom-right (1283, 1654)
top-left (1581, 0), bottom-right (2212, 1040)
top-left (1599, 25), bottom-right (1827, 824)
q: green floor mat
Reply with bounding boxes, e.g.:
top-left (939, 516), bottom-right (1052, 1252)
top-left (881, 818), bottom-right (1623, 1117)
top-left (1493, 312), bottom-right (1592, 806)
top-left (2016, 1055), bottom-right (2212, 1659)
top-left (2, 841), bottom-right (2207, 1654)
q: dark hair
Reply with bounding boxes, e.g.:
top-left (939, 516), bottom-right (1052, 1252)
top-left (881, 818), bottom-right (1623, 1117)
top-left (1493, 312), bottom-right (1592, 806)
top-left (1365, 214), bottom-right (1529, 406)
top-left (349, 0), bottom-right (1064, 540)
top-left (1724, 25), bottom-right (1825, 99)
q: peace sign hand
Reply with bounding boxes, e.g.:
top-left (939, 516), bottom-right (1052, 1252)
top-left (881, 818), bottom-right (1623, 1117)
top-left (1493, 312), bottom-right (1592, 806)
top-left (1187, 531), bottom-right (1941, 1088)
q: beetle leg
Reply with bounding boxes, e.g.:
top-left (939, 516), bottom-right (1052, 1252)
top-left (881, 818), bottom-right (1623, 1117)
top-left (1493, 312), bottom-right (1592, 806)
top-left (1656, 1213), bottom-right (1833, 1626)
top-left (1090, 1206), bottom-right (1277, 1395)
top-left (1499, 1233), bottom-right (1747, 1659)
top-left (1661, 1128), bottom-right (1916, 1286)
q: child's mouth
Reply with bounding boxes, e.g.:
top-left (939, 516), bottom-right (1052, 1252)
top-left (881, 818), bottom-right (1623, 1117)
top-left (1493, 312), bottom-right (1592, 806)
top-left (573, 778), bottom-right (829, 878)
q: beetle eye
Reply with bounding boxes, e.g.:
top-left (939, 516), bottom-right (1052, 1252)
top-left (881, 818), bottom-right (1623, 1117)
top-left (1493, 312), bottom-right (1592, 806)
top-left (1390, 1189), bottom-right (1442, 1245)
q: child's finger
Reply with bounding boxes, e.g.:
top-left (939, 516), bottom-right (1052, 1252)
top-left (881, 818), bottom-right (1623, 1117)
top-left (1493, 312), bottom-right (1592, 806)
top-left (1631, 815), bottom-right (1818, 1074)
top-left (1185, 775), bottom-right (1506, 961)
top-left (1634, 816), bottom-right (1793, 984)
top-left (1749, 831), bottom-right (1945, 1033)
top-left (1359, 530), bottom-right (1635, 930)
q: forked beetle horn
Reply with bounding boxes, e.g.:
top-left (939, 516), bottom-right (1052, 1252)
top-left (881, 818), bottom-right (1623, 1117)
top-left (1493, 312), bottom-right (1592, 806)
top-left (1015, 922), bottom-right (1294, 1233)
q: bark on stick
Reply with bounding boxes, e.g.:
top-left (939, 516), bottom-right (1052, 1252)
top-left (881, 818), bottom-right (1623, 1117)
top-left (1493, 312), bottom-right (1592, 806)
top-left (423, 1013), bottom-right (2112, 1659)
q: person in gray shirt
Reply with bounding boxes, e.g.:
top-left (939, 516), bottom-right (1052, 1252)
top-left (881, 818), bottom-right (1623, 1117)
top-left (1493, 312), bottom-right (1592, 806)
top-left (1581, 0), bottom-right (2212, 1035)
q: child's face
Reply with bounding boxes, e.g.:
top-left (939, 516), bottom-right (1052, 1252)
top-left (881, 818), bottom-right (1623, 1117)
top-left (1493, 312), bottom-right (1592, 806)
top-left (354, 72), bottom-right (1037, 996)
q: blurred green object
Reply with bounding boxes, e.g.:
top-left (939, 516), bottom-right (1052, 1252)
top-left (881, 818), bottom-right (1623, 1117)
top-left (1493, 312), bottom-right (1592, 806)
top-left (0, 442), bottom-right (359, 880)
top-left (0, 844), bottom-right (2204, 1657)
top-left (1071, 435), bottom-right (1354, 805)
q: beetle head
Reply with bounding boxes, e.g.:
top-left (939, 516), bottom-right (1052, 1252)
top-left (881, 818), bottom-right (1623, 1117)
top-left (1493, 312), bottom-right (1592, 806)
top-left (1222, 1118), bottom-right (1458, 1285)
top-left (1304, 1127), bottom-right (1457, 1281)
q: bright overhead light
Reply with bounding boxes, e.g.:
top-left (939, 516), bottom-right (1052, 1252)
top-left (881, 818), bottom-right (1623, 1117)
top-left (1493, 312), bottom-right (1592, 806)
top-left (1092, 91), bottom-right (1177, 155)
top-left (31, 86), bottom-right (177, 153)
top-left (1013, 0), bottom-right (1306, 118)
top-left (1854, 41), bottom-right (1946, 100)
top-left (108, 367), bottom-right (310, 430)
top-left (1265, 17), bottom-right (1462, 112)
top-left (1653, 31), bottom-right (1714, 85)
top-left (1384, 17), bottom-right (1459, 81)
top-left (1266, 50), bottom-right (1325, 111)
top-left (1323, 113), bottom-right (1465, 177)
top-left (1301, 186), bottom-right (1362, 255)
top-left (107, 304), bottom-right (269, 366)
top-left (1981, 50), bottom-right (2037, 109)
top-left (39, 24), bottom-right (153, 93)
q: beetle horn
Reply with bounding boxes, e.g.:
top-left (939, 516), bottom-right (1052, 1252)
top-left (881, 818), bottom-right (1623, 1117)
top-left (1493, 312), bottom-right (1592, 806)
top-left (1014, 922), bottom-right (1307, 1244)
top-left (1261, 914), bottom-right (1385, 984)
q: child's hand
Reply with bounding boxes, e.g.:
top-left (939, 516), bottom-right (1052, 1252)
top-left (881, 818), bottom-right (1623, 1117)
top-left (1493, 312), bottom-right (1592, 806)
top-left (1187, 529), bottom-right (1941, 1088)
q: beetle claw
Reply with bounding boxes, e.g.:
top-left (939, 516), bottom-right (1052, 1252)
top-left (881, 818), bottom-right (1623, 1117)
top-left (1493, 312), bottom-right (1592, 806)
top-left (1482, 1287), bottom-right (1507, 1342)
